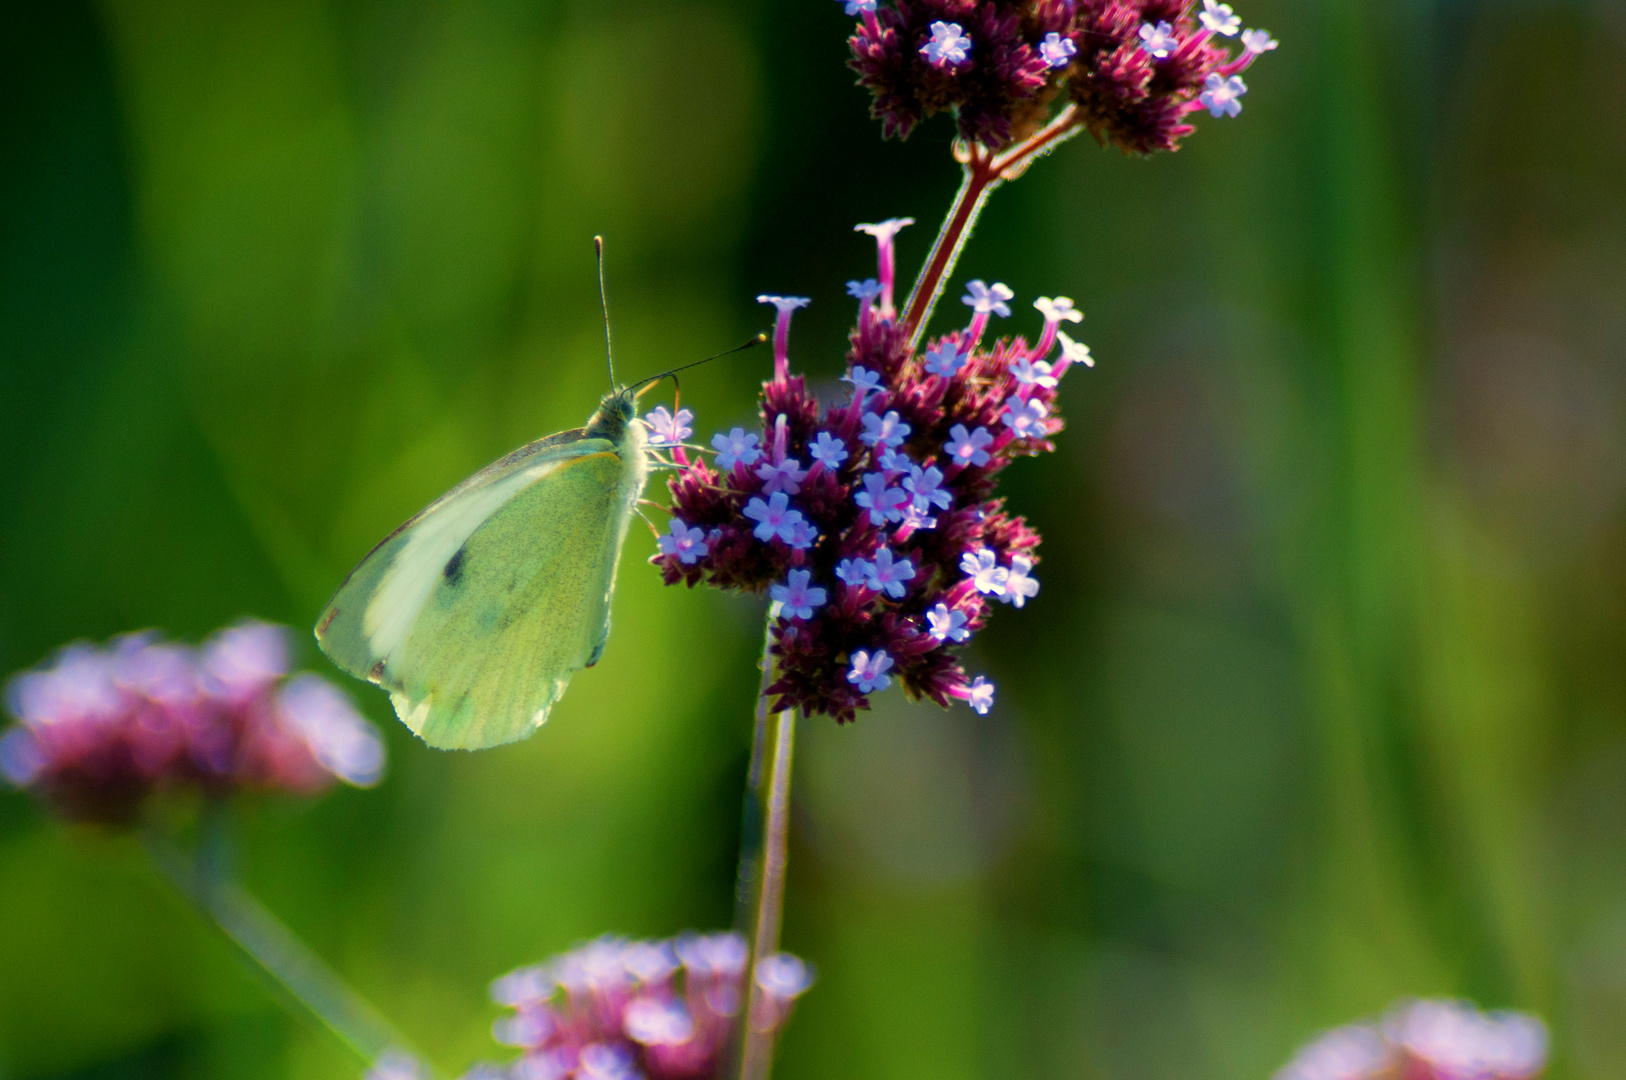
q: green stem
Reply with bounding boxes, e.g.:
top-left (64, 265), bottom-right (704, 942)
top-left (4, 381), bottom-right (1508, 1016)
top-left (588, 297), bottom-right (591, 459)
top-left (738, 704), bottom-right (797, 1080)
top-left (144, 816), bottom-right (432, 1076)
top-left (731, 617), bottom-right (780, 934)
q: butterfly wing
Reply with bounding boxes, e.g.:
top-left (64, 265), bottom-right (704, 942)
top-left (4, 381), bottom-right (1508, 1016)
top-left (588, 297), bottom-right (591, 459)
top-left (316, 430), bottom-right (642, 749)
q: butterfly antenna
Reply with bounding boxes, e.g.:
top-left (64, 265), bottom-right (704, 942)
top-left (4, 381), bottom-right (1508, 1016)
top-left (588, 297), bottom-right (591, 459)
top-left (595, 236), bottom-right (614, 389)
top-left (630, 333), bottom-right (769, 397)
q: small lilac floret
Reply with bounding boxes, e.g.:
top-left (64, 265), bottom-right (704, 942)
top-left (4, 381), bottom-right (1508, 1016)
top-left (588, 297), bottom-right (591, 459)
top-left (1000, 556), bottom-right (1040, 608)
top-left (1058, 331), bottom-right (1094, 368)
top-left (756, 457), bottom-right (808, 496)
top-left (835, 558), bottom-right (873, 587)
top-left (756, 294), bottom-right (810, 314)
top-left (1200, 74), bottom-right (1247, 117)
top-left (863, 548), bottom-right (916, 598)
top-left (844, 366), bottom-right (883, 399)
top-left (675, 931), bottom-right (749, 976)
top-left (904, 464), bottom-right (952, 511)
top-left (923, 342), bottom-right (966, 377)
top-left (854, 471), bottom-right (909, 525)
top-left (743, 492), bottom-right (804, 544)
top-left (624, 999), bottom-right (695, 1047)
top-left (1138, 21), bottom-right (1179, 59)
top-left (860, 410), bottom-right (911, 448)
top-left (658, 519), bottom-right (709, 565)
top-left (0, 728), bottom-right (44, 786)
top-left (961, 280), bottom-right (1014, 317)
top-left (968, 676), bottom-right (994, 715)
top-left (277, 674), bottom-right (385, 787)
top-left (1274, 1025), bottom-right (1390, 1080)
top-left (1038, 32), bottom-right (1077, 69)
top-left (878, 447), bottom-right (913, 472)
top-left (945, 423), bottom-right (993, 468)
top-left (808, 431), bottom-right (849, 469)
top-left (1034, 296), bottom-right (1083, 324)
top-left (1002, 395), bottom-right (1050, 438)
top-left (1011, 357), bottom-right (1058, 390)
top-left (847, 649), bottom-right (893, 694)
top-left (1241, 28), bottom-right (1279, 53)
top-left (642, 406), bottom-right (694, 447)
top-left (855, 218), bottom-right (914, 244)
top-left (898, 502), bottom-right (937, 531)
top-left (926, 604), bottom-right (970, 644)
top-left (203, 621), bottom-right (290, 702)
top-left (712, 428), bottom-right (762, 470)
top-left (846, 279), bottom-right (882, 300)
top-left (1200, 0), bottom-right (1242, 36)
top-left (755, 953), bottom-right (815, 1000)
top-left (770, 569), bottom-right (828, 621)
top-left (921, 21), bottom-right (971, 67)
top-left (838, 0), bottom-right (877, 14)
top-left (961, 548), bottom-right (1010, 596)
top-left (784, 517), bottom-right (817, 550)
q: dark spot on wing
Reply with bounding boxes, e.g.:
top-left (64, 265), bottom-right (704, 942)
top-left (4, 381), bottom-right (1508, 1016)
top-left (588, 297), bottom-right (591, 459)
top-left (317, 608), bottom-right (338, 635)
top-left (368, 661), bottom-right (386, 684)
top-left (444, 546), bottom-right (467, 585)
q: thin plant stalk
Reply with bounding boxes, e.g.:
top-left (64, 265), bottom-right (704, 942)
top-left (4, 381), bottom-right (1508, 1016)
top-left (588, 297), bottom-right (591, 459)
top-left (732, 617), bottom-right (780, 933)
top-left (144, 816), bottom-right (432, 1076)
top-left (738, 704), bottom-right (797, 1080)
top-left (901, 105), bottom-right (1085, 349)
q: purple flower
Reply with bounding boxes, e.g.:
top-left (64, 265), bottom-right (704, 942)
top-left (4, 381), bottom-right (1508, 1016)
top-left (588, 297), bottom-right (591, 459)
top-left (1002, 395), bottom-right (1049, 438)
top-left (961, 548), bottom-right (1009, 596)
top-left (837, 0), bottom-right (876, 14)
top-left (854, 472), bottom-right (909, 525)
top-left (712, 428), bottom-right (762, 470)
top-left (1199, 74), bottom-right (1247, 118)
top-left (1000, 555), bottom-right (1039, 608)
top-left (202, 620), bottom-right (290, 702)
top-left (1010, 358), bottom-right (1058, 390)
top-left (808, 431), bottom-right (849, 469)
top-left (770, 570), bottom-right (828, 621)
top-left (1138, 21), bottom-right (1179, 59)
top-left (754, 953), bottom-right (814, 1001)
top-left (847, 650), bottom-right (893, 694)
top-left (743, 492), bottom-right (805, 543)
top-left (926, 604), bottom-right (970, 644)
top-left (854, 218), bottom-right (914, 245)
top-left (920, 21), bottom-right (971, 67)
top-left (860, 410), bottom-right (911, 448)
top-left (961, 279), bottom-right (1013, 317)
top-left (756, 294), bottom-right (811, 314)
top-left (658, 520), bottom-right (710, 565)
top-left (903, 464), bottom-right (951, 511)
top-left (1038, 32), bottom-right (1077, 69)
top-left (1033, 296), bottom-right (1083, 324)
top-left (277, 674), bottom-right (385, 787)
top-left (846, 278), bottom-right (882, 300)
top-left (1200, 0), bottom-right (1242, 37)
top-left (1057, 331), bottom-right (1094, 369)
top-left (784, 516), bottom-right (818, 551)
top-left (756, 457), bottom-right (808, 496)
top-left (1273, 999), bottom-right (1549, 1080)
top-left (878, 447), bottom-right (913, 472)
top-left (835, 558), bottom-right (873, 587)
top-left (642, 406), bottom-right (694, 447)
top-left (945, 424), bottom-right (993, 468)
top-left (844, 365), bottom-right (884, 399)
top-left (923, 342), bottom-right (966, 377)
top-left (1241, 28), bottom-right (1279, 54)
top-left (898, 502), bottom-right (938, 531)
top-left (967, 676), bottom-right (994, 715)
top-left (863, 548), bottom-right (916, 598)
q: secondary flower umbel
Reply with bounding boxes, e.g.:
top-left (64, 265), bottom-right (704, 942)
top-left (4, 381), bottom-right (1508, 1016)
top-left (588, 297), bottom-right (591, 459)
top-left (1, 622), bottom-right (384, 823)
top-left (1275, 999), bottom-right (1548, 1080)
top-left (650, 220), bottom-right (1086, 721)
top-left (843, 0), bottom-right (1280, 154)
top-left (463, 933), bottom-right (812, 1080)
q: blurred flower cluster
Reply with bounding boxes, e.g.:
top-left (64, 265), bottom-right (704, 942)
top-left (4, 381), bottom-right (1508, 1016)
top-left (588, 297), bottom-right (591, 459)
top-left (648, 219), bottom-right (1083, 721)
top-left (460, 933), bottom-right (811, 1080)
top-left (842, 0), bottom-right (1278, 153)
top-left (1276, 999), bottom-right (1548, 1080)
top-left (1, 621), bottom-right (384, 823)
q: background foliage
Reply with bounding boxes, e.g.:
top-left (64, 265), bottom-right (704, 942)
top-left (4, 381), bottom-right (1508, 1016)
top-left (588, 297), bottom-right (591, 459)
top-left (3, 1), bottom-right (1624, 1078)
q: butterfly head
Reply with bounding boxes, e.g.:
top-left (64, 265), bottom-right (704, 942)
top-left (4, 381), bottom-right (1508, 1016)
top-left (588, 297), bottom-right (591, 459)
top-left (583, 387), bottom-right (640, 444)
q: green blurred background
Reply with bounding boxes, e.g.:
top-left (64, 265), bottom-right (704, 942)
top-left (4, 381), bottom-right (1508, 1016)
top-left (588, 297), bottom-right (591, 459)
top-left (3, 0), bottom-right (1624, 1077)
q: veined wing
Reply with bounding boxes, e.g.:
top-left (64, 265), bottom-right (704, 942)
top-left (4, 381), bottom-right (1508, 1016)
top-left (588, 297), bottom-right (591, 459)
top-left (316, 433), bottom-right (629, 748)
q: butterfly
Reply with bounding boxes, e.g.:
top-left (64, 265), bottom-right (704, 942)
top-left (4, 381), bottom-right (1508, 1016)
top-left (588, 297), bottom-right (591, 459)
top-left (315, 240), bottom-right (760, 750)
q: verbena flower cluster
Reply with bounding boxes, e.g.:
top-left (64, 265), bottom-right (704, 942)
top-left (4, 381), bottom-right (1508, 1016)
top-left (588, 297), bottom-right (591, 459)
top-left (648, 220), bottom-right (1085, 722)
top-left (0, 622), bottom-right (384, 823)
top-left (1275, 999), bottom-right (1548, 1080)
top-left (460, 933), bottom-right (812, 1080)
top-left (842, 0), bottom-right (1279, 153)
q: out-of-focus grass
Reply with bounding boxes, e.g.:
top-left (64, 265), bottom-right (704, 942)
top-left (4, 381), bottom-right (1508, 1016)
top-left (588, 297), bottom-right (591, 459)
top-left (2, 1), bottom-right (1623, 1078)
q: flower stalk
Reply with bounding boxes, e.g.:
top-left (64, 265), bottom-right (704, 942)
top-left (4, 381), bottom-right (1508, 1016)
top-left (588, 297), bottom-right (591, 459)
top-left (738, 697), bottom-right (797, 1080)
